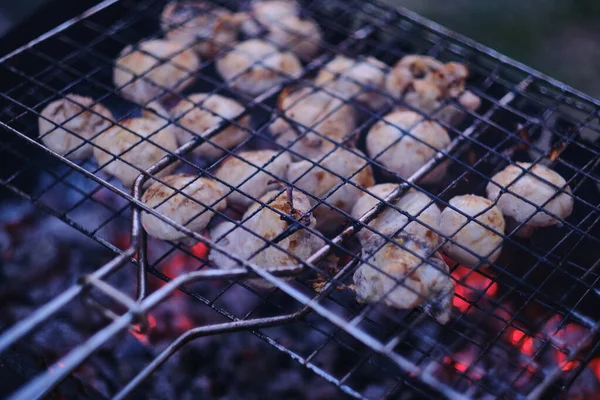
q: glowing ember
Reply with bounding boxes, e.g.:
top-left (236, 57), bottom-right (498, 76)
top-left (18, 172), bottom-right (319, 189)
top-left (191, 242), bottom-right (209, 260)
top-left (163, 253), bottom-right (189, 278)
top-left (590, 358), bottom-right (600, 381)
top-left (130, 314), bottom-right (157, 345)
top-left (555, 350), bottom-right (580, 372)
top-left (508, 328), bottom-right (536, 356)
top-left (113, 231), bottom-right (130, 251)
top-left (451, 265), bottom-right (498, 313)
top-left (443, 352), bottom-right (484, 381)
top-left (543, 315), bottom-right (589, 350)
top-left (174, 314), bottom-right (193, 332)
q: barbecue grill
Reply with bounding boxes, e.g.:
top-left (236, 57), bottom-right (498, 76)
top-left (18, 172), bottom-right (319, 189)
top-left (1, 0), bottom-right (599, 399)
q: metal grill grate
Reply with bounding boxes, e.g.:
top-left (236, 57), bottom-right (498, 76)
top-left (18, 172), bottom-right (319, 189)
top-left (0, 0), bottom-right (599, 399)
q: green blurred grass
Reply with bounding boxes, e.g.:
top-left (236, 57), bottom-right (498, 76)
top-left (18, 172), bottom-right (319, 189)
top-left (389, 0), bottom-right (600, 97)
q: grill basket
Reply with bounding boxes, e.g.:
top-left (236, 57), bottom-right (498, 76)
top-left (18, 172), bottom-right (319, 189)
top-left (0, 0), bottom-right (599, 399)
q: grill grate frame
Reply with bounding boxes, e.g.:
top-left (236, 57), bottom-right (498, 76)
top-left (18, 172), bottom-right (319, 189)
top-left (0, 0), bottom-right (599, 399)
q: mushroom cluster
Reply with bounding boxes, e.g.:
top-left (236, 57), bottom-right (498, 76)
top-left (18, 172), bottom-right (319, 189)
top-left (34, 1), bottom-right (578, 326)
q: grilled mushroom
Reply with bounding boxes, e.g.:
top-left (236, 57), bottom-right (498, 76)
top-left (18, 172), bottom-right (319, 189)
top-left (113, 39), bottom-right (200, 105)
top-left (215, 150), bottom-right (292, 207)
top-left (287, 147), bottom-right (375, 233)
top-left (263, 15), bottom-right (322, 61)
top-left (386, 55), bottom-right (481, 125)
top-left (486, 162), bottom-right (573, 238)
top-left (385, 55), bottom-right (444, 98)
top-left (439, 194), bottom-right (505, 267)
top-left (240, 0), bottom-right (300, 37)
top-left (402, 79), bottom-right (481, 126)
top-left (209, 189), bottom-right (324, 288)
top-left (161, 1), bottom-right (240, 58)
top-left (315, 55), bottom-right (389, 109)
top-left (271, 87), bottom-right (357, 160)
top-left (38, 94), bottom-right (113, 160)
top-left (351, 183), bottom-right (441, 247)
top-left (170, 93), bottom-right (251, 160)
top-left (142, 174), bottom-right (227, 243)
top-left (215, 39), bottom-right (302, 96)
top-left (93, 117), bottom-right (178, 188)
top-left (354, 233), bottom-right (454, 324)
top-left (140, 100), bottom-right (170, 121)
top-left (366, 110), bottom-right (450, 183)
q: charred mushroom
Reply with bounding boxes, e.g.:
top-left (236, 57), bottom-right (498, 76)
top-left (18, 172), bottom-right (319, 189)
top-left (354, 233), bottom-right (454, 324)
top-left (161, 1), bottom-right (240, 58)
top-left (209, 189), bottom-right (324, 288)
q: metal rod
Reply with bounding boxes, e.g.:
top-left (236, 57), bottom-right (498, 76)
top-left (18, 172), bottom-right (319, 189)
top-left (114, 246), bottom-right (362, 399)
top-left (0, 248), bottom-right (134, 353)
top-left (112, 316), bottom-right (297, 400)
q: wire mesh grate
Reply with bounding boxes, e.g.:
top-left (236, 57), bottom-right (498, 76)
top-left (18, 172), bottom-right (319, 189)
top-left (0, 0), bottom-right (599, 399)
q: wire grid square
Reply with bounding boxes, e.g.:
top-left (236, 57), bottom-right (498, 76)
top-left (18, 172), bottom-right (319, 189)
top-left (0, 0), bottom-right (599, 399)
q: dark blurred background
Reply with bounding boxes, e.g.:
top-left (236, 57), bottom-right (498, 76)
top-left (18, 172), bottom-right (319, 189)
top-left (1, 0), bottom-right (599, 96)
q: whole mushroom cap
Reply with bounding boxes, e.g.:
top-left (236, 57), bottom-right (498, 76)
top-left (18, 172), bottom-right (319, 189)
top-left (241, 0), bottom-right (300, 37)
top-left (142, 174), bottom-right (227, 242)
top-left (93, 117), bottom-right (178, 188)
top-left (170, 93), bottom-right (251, 160)
top-left (354, 233), bottom-right (453, 324)
top-left (271, 87), bottom-right (357, 160)
top-left (215, 149), bottom-right (292, 207)
top-left (439, 194), bottom-right (505, 267)
top-left (486, 162), bottom-right (573, 236)
top-left (113, 39), bottom-right (200, 105)
top-left (161, 1), bottom-right (240, 58)
top-left (366, 110), bottom-right (450, 183)
top-left (209, 189), bottom-right (324, 288)
top-left (264, 15), bottom-right (322, 61)
top-left (216, 39), bottom-right (302, 96)
top-left (315, 55), bottom-right (389, 109)
top-left (38, 94), bottom-right (114, 160)
top-left (351, 183), bottom-right (441, 247)
top-left (287, 147), bottom-right (375, 232)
